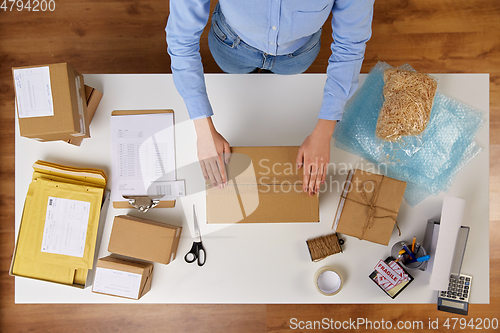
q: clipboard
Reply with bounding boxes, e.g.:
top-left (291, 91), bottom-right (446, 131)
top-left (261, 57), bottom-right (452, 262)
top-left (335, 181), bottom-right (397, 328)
top-left (111, 109), bottom-right (177, 211)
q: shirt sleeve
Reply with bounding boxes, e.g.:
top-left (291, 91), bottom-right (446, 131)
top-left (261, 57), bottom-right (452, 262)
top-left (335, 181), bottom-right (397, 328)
top-left (318, 0), bottom-right (374, 121)
top-left (166, 0), bottom-right (214, 119)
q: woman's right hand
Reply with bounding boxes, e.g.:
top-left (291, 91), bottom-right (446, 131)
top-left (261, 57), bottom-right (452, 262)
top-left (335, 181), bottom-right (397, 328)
top-left (194, 117), bottom-right (231, 189)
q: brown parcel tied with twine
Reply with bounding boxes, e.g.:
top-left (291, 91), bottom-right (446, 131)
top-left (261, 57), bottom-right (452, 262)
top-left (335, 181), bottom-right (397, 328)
top-left (332, 169), bottom-right (407, 246)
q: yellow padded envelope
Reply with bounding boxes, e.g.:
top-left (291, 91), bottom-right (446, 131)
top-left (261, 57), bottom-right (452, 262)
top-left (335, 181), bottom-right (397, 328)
top-left (12, 160), bottom-right (106, 286)
top-left (13, 182), bottom-right (76, 284)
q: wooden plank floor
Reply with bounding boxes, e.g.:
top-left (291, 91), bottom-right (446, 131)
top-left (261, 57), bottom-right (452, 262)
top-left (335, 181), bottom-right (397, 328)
top-left (1, 0), bottom-right (499, 331)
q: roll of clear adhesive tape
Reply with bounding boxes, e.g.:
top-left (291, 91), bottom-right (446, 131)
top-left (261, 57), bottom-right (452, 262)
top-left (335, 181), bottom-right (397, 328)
top-left (314, 267), bottom-right (343, 296)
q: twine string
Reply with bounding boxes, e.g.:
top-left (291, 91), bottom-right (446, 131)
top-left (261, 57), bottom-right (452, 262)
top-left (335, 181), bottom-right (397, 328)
top-left (307, 234), bottom-right (342, 262)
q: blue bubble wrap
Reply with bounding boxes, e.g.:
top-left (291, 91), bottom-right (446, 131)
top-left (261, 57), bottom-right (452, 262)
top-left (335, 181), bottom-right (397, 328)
top-left (333, 62), bottom-right (484, 206)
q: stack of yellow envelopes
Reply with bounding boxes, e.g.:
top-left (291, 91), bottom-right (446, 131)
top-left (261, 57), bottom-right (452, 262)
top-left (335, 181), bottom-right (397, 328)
top-left (12, 160), bottom-right (107, 287)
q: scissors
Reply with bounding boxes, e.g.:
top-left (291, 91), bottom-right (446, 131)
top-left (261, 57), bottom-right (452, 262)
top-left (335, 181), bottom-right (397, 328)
top-left (184, 205), bottom-right (206, 266)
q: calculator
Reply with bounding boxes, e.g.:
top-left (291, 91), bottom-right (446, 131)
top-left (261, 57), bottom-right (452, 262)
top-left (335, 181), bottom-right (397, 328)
top-left (437, 274), bottom-right (472, 316)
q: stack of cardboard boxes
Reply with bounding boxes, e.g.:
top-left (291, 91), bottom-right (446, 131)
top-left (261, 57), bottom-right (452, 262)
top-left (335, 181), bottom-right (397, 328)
top-left (13, 63), bottom-right (102, 145)
top-left (92, 215), bottom-right (182, 300)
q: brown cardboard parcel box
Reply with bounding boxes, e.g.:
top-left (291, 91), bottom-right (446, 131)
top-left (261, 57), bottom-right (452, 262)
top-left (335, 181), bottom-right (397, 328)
top-left (67, 85), bottom-right (103, 146)
top-left (332, 169), bottom-right (407, 246)
top-left (108, 215), bottom-right (182, 264)
top-left (92, 255), bottom-right (153, 300)
top-left (206, 146), bottom-right (319, 223)
top-left (12, 63), bottom-right (90, 141)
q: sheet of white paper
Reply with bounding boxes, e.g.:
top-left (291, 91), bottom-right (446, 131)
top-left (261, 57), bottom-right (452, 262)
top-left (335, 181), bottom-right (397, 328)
top-left (110, 113), bottom-right (176, 203)
top-left (429, 196), bottom-right (466, 290)
top-left (13, 66), bottom-right (54, 118)
top-left (41, 197), bottom-right (91, 258)
top-left (93, 267), bottom-right (142, 299)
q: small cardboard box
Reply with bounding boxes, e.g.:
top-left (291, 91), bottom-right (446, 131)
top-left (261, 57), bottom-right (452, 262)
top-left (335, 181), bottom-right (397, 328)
top-left (108, 215), bottom-right (182, 264)
top-left (92, 255), bottom-right (153, 300)
top-left (13, 63), bottom-right (90, 141)
top-left (332, 169), bottom-right (406, 246)
top-left (206, 146), bottom-right (319, 223)
top-left (67, 85), bottom-right (103, 146)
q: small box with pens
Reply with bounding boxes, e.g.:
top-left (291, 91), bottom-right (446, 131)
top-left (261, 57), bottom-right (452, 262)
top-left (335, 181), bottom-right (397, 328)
top-left (391, 236), bottom-right (429, 271)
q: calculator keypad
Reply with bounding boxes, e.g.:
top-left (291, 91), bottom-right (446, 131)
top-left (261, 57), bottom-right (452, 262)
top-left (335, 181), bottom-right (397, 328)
top-left (439, 274), bottom-right (472, 302)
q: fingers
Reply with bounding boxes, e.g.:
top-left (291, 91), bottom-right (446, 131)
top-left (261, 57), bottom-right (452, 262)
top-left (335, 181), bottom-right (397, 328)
top-left (296, 149), bottom-right (306, 191)
top-left (296, 149), bottom-right (304, 169)
top-left (201, 155), bottom-right (228, 189)
top-left (216, 154), bottom-right (228, 187)
top-left (303, 159), bottom-right (327, 196)
top-left (307, 162), bottom-right (319, 197)
top-left (203, 159), bottom-right (217, 187)
top-left (199, 160), bottom-right (209, 181)
top-left (223, 142), bottom-right (231, 164)
top-left (208, 158), bottom-right (223, 188)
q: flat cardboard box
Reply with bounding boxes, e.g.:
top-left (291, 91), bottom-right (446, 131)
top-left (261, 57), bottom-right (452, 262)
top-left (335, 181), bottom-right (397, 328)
top-left (13, 63), bottom-right (90, 141)
top-left (10, 191), bottom-right (110, 289)
top-left (333, 169), bottom-right (407, 246)
top-left (206, 146), bottom-right (319, 223)
top-left (108, 215), bottom-right (182, 264)
top-left (92, 255), bottom-right (153, 300)
top-left (67, 85), bottom-right (103, 146)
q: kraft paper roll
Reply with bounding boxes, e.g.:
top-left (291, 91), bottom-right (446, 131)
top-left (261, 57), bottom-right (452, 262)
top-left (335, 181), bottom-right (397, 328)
top-left (314, 267), bottom-right (343, 296)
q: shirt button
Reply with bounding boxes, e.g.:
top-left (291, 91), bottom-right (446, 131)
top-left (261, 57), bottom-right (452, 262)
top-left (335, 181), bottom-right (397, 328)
top-left (272, 26), bottom-right (277, 30)
top-left (270, 42), bottom-right (274, 45)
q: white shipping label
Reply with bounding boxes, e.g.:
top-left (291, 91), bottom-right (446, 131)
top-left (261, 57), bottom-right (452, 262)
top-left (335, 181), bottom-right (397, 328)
top-left (146, 180), bottom-right (186, 198)
top-left (13, 67), bottom-right (54, 118)
top-left (93, 267), bottom-right (143, 299)
top-left (41, 197), bottom-right (91, 258)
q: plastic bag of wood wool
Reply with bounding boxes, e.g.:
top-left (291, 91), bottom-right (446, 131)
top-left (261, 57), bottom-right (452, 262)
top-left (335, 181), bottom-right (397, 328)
top-left (375, 68), bottom-right (438, 142)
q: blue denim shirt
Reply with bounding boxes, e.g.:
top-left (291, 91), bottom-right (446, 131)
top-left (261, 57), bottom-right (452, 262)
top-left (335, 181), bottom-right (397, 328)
top-left (166, 0), bottom-right (374, 121)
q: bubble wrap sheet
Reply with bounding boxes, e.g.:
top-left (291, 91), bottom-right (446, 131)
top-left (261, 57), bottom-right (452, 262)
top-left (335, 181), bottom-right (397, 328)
top-left (333, 62), bottom-right (485, 206)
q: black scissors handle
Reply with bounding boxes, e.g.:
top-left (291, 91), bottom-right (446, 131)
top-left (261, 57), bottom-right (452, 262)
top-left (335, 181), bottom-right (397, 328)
top-left (184, 241), bottom-right (206, 266)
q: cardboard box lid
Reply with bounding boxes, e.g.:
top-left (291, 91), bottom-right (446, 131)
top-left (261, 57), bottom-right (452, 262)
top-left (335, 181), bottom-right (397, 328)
top-left (206, 146), bottom-right (319, 223)
top-left (97, 255), bottom-right (153, 274)
top-left (334, 169), bottom-right (407, 245)
top-left (108, 215), bottom-right (182, 264)
top-left (13, 63), bottom-right (89, 139)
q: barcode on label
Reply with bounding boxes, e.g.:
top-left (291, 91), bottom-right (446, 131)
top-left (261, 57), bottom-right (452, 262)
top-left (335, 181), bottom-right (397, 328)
top-left (48, 198), bottom-right (53, 206)
top-left (156, 184), bottom-right (172, 196)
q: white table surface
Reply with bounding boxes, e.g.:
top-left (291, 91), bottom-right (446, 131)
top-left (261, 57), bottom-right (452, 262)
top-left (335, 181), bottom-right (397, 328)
top-left (15, 73), bottom-right (489, 304)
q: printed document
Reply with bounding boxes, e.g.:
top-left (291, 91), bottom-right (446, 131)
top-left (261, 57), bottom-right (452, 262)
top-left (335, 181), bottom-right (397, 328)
top-left (111, 113), bottom-right (180, 202)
